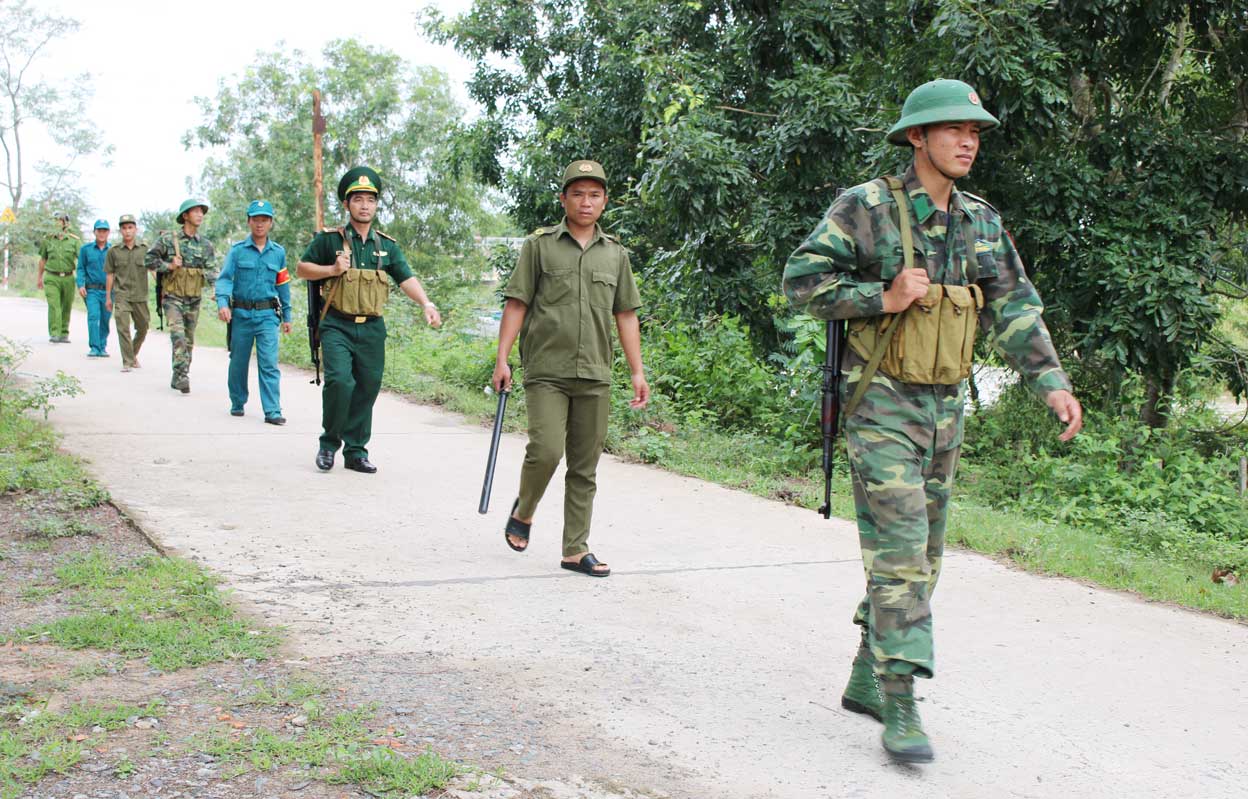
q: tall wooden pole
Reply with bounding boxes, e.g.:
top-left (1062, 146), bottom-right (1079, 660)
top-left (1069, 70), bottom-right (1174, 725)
top-left (312, 90), bottom-right (325, 231)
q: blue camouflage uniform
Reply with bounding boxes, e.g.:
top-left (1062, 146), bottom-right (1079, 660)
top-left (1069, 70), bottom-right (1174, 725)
top-left (215, 234), bottom-right (291, 419)
top-left (76, 235), bottom-right (111, 356)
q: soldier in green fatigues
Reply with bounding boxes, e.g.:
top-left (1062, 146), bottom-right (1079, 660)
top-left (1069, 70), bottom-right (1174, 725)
top-left (37, 212), bottom-right (80, 343)
top-left (145, 199), bottom-right (217, 393)
top-left (105, 214), bottom-right (150, 372)
top-left (492, 160), bottom-right (649, 578)
top-left (297, 166), bottom-right (442, 474)
top-left (782, 79), bottom-right (1084, 763)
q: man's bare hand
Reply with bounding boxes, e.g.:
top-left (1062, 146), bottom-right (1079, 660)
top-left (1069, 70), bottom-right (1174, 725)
top-left (169, 255), bottom-right (182, 270)
top-left (424, 304), bottom-right (442, 328)
top-left (492, 361), bottom-right (512, 393)
top-left (77, 287), bottom-right (87, 298)
top-left (630, 373), bottom-right (650, 409)
top-left (1046, 390), bottom-right (1083, 441)
top-left (218, 307), bottom-right (232, 322)
top-left (332, 251), bottom-right (350, 275)
top-left (280, 322), bottom-right (292, 334)
top-left (881, 267), bottom-right (930, 313)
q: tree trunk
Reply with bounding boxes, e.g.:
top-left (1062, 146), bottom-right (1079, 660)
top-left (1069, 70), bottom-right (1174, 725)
top-left (1140, 375), bottom-right (1174, 428)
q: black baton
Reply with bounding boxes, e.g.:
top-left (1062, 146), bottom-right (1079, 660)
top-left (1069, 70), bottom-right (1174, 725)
top-left (478, 389), bottom-right (509, 514)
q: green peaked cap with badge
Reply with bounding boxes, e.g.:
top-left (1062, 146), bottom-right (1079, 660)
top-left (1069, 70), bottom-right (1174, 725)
top-left (561, 160), bottom-right (607, 192)
top-left (886, 79), bottom-right (1000, 146)
top-left (176, 198), bottom-right (210, 224)
top-left (338, 166), bottom-right (382, 201)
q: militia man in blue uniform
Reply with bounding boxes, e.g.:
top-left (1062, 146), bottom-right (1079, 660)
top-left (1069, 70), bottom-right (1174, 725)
top-left (215, 200), bottom-right (292, 424)
top-left (76, 219), bottom-right (112, 357)
top-left (297, 167), bottom-right (442, 473)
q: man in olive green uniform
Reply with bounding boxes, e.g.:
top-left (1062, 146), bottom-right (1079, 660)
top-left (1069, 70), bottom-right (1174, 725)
top-left (492, 160), bottom-right (650, 578)
top-left (782, 79), bottom-right (1083, 763)
top-left (145, 199), bottom-right (217, 393)
top-left (296, 166), bottom-right (442, 473)
top-left (37, 212), bottom-right (79, 343)
top-left (105, 214), bottom-right (150, 372)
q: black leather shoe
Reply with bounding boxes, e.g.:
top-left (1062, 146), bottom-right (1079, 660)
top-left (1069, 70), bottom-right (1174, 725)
top-left (316, 449), bottom-right (334, 471)
top-left (344, 457), bottom-right (377, 474)
top-left (264, 416), bottom-right (286, 426)
top-left (230, 409), bottom-right (244, 417)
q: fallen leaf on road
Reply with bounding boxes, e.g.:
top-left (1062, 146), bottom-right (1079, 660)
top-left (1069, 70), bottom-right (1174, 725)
top-left (370, 738), bottom-right (405, 749)
top-left (230, 721), bottom-right (247, 729)
top-left (68, 734), bottom-right (88, 742)
top-left (216, 713), bottom-right (232, 721)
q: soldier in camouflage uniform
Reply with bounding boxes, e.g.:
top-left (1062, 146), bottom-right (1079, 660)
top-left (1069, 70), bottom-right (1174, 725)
top-left (782, 79), bottom-right (1083, 763)
top-left (145, 199), bottom-right (217, 393)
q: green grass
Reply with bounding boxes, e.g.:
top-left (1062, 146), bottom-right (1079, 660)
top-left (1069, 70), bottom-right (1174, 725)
top-left (197, 702), bottom-right (460, 794)
top-left (13, 550), bottom-right (281, 670)
top-left (21, 514), bottom-right (100, 540)
top-left (0, 698), bottom-right (163, 798)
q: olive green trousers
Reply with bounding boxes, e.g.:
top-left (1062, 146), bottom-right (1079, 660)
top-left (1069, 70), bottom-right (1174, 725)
top-left (516, 377), bottom-right (611, 557)
top-left (319, 314), bottom-right (386, 460)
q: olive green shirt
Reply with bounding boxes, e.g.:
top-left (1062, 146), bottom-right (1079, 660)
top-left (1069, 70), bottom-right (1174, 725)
top-left (503, 219), bottom-right (642, 383)
top-left (300, 225), bottom-right (415, 286)
top-left (39, 233), bottom-right (80, 274)
top-left (104, 241), bottom-right (149, 302)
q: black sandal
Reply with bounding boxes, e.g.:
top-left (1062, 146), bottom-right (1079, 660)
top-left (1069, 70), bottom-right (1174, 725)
top-left (504, 498), bottom-right (530, 553)
top-left (560, 552), bottom-right (610, 577)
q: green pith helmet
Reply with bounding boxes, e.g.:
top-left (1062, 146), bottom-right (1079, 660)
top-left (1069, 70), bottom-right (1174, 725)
top-left (176, 198), bottom-right (210, 224)
top-left (338, 166), bottom-right (382, 201)
top-left (886, 79), bottom-right (1000, 146)
top-left (561, 159), bottom-right (607, 192)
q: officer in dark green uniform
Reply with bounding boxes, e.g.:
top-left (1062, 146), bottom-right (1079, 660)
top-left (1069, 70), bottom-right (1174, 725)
top-left (296, 166), bottom-right (442, 473)
top-left (492, 160), bottom-right (650, 578)
top-left (37, 212), bottom-right (80, 343)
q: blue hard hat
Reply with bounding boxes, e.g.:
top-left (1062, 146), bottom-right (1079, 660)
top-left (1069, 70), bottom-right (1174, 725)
top-left (246, 200), bottom-right (275, 218)
top-left (93, 218), bottom-right (110, 230)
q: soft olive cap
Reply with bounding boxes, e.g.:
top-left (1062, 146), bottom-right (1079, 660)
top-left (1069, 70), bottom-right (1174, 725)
top-left (561, 160), bottom-right (607, 192)
top-left (117, 214), bottom-right (137, 226)
top-left (176, 198), bottom-right (210, 224)
top-left (886, 79), bottom-right (1000, 146)
top-left (338, 166), bottom-right (382, 201)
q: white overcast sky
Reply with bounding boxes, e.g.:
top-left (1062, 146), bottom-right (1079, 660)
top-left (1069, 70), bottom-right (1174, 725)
top-left (29, 0), bottom-right (478, 224)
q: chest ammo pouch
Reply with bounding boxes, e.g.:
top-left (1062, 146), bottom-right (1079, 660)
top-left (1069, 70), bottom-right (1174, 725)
top-left (323, 229), bottom-right (389, 318)
top-left (845, 176), bottom-right (983, 416)
top-left (163, 265), bottom-right (205, 298)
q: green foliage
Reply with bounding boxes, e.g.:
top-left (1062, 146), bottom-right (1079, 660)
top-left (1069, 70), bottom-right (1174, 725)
top-left (430, 0), bottom-right (1248, 418)
top-left (964, 383), bottom-right (1248, 572)
top-left (184, 39), bottom-right (507, 279)
top-left (0, 336), bottom-right (82, 420)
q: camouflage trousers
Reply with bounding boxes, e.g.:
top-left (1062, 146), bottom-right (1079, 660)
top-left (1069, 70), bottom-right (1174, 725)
top-left (842, 366), bottom-right (964, 680)
top-left (163, 294), bottom-right (200, 388)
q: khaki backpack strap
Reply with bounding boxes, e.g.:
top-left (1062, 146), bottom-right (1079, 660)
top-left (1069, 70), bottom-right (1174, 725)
top-left (317, 228), bottom-right (351, 325)
top-left (845, 176), bottom-right (915, 419)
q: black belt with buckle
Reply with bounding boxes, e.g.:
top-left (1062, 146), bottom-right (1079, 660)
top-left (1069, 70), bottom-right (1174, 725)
top-left (85, 283), bottom-right (106, 290)
top-left (233, 298), bottom-right (279, 311)
top-left (46, 270), bottom-right (73, 277)
top-left (326, 306), bottom-right (380, 324)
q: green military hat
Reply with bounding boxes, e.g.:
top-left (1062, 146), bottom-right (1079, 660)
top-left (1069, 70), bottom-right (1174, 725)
top-left (53, 210), bottom-right (69, 220)
top-left (561, 160), bottom-right (607, 192)
top-left (338, 166), bottom-right (382, 201)
top-left (886, 79), bottom-right (1000, 146)
top-left (176, 198), bottom-right (210, 224)
top-left (118, 214), bottom-right (137, 226)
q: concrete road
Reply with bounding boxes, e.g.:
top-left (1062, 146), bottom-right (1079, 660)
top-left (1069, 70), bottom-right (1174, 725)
top-left (3, 295), bottom-right (1245, 798)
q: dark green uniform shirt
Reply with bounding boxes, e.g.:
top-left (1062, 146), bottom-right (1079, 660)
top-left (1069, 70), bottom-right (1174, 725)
top-left (104, 241), bottom-right (149, 302)
top-left (300, 225), bottom-right (415, 290)
top-left (503, 219), bottom-right (642, 383)
top-left (39, 233), bottom-right (80, 274)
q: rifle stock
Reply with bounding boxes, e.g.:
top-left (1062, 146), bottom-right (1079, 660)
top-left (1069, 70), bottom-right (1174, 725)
top-left (308, 89), bottom-right (326, 385)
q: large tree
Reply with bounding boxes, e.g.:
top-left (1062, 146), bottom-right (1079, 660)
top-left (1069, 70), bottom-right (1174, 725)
top-left (426, 0), bottom-right (1248, 425)
top-left (184, 39), bottom-right (504, 265)
top-left (0, 0), bottom-right (109, 213)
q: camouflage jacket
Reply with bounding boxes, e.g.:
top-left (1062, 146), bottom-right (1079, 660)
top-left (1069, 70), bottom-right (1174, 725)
top-left (782, 166), bottom-right (1071, 399)
top-left (144, 229), bottom-right (218, 279)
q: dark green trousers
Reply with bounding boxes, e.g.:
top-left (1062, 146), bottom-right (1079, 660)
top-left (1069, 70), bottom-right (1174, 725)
top-left (44, 272), bottom-right (75, 337)
top-left (516, 377), bottom-right (611, 557)
top-left (319, 314), bottom-right (386, 460)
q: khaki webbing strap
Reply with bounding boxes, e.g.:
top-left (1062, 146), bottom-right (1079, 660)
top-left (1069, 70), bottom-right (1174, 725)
top-left (845, 176), bottom-right (915, 419)
top-left (317, 227), bottom-right (351, 326)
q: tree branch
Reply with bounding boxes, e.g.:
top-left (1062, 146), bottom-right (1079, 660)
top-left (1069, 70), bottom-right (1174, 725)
top-left (1157, 7), bottom-right (1190, 114)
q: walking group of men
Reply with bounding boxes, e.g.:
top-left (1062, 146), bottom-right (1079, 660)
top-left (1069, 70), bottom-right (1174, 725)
top-left (32, 79), bottom-right (1083, 765)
